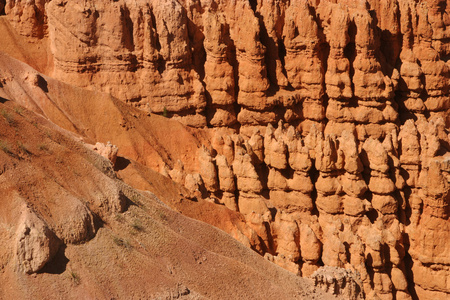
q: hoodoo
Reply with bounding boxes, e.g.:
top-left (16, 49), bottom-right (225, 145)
top-left (0, 0), bottom-right (449, 299)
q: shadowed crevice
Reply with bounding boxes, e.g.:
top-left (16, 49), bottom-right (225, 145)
top-left (39, 245), bottom-right (69, 275)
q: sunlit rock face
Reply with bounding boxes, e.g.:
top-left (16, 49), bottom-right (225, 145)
top-left (5, 0), bottom-right (449, 298)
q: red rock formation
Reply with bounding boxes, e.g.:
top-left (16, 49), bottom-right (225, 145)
top-left (3, 0), bottom-right (450, 299)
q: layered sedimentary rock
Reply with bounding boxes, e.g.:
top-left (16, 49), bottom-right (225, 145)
top-left (198, 119), bottom-right (448, 300)
top-left (3, 0), bottom-right (450, 299)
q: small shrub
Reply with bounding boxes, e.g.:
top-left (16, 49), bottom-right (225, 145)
top-left (70, 271), bottom-right (81, 285)
top-left (113, 236), bottom-right (132, 250)
top-left (1, 109), bottom-right (15, 126)
top-left (163, 106), bottom-right (168, 118)
top-left (17, 142), bottom-right (30, 155)
top-left (158, 211), bottom-right (167, 222)
top-left (0, 140), bottom-right (12, 155)
top-left (114, 213), bottom-right (124, 223)
top-left (38, 143), bottom-right (49, 151)
top-left (131, 219), bottom-right (143, 231)
top-left (14, 106), bottom-right (23, 115)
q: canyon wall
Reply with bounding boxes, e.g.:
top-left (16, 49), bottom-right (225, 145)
top-left (3, 0), bottom-right (450, 299)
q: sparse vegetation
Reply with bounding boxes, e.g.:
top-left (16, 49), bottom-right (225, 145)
top-left (113, 236), bottom-right (132, 250)
top-left (0, 140), bottom-right (12, 155)
top-left (69, 271), bottom-right (81, 285)
top-left (1, 109), bottom-right (15, 126)
top-left (163, 106), bottom-right (168, 118)
top-left (131, 219), bottom-right (144, 231)
top-left (158, 211), bottom-right (168, 222)
top-left (38, 143), bottom-right (49, 151)
top-left (17, 141), bottom-right (30, 155)
top-left (131, 195), bottom-right (144, 207)
top-left (14, 106), bottom-right (23, 115)
top-left (115, 213), bottom-right (125, 222)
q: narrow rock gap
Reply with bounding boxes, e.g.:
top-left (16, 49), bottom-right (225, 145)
top-left (249, 0), bottom-right (257, 13)
top-left (395, 90), bottom-right (416, 124)
top-left (90, 10), bottom-right (100, 47)
top-left (260, 26), bottom-right (279, 91)
top-left (264, 218), bottom-right (276, 254)
top-left (403, 249), bottom-right (420, 300)
top-left (250, 2), bottom-right (281, 93)
top-left (204, 91), bottom-right (214, 128)
top-left (344, 19), bottom-right (357, 96)
top-left (309, 161), bottom-right (320, 216)
top-left (120, 5), bottom-right (135, 52)
top-left (278, 38), bottom-right (286, 68)
top-left (316, 257), bottom-right (325, 267)
top-left (319, 36), bottom-right (330, 128)
top-left (365, 192), bottom-right (378, 224)
top-left (365, 253), bottom-right (376, 289)
top-left (343, 242), bottom-right (351, 264)
top-left (186, 15), bottom-right (206, 81)
top-left (382, 243), bottom-right (392, 277)
top-left (320, 42), bottom-right (330, 79)
top-left (228, 37), bottom-right (241, 124)
top-left (149, 10), bottom-right (161, 51)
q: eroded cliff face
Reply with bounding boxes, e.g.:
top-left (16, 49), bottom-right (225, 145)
top-left (3, 0), bottom-right (449, 299)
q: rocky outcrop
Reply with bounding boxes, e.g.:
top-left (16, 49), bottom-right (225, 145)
top-left (15, 206), bottom-right (61, 274)
top-left (311, 266), bottom-right (364, 300)
top-left (3, 0), bottom-right (449, 299)
top-left (2, 0), bottom-right (448, 128)
top-left (92, 141), bottom-right (119, 166)
top-left (174, 117), bottom-right (448, 299)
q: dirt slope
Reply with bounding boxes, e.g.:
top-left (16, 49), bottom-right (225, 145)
top-left (0, 97), bottom-right (334, 299)
top-left (0, 50), bottom-right (207, 174)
